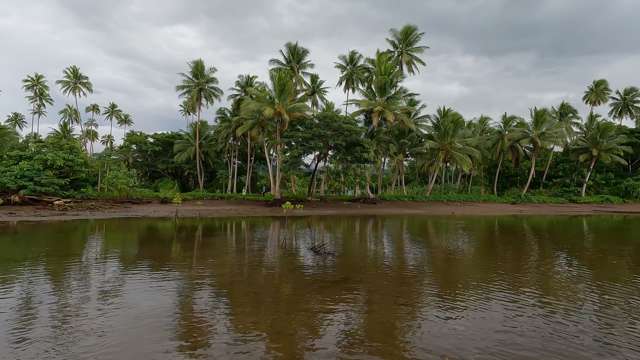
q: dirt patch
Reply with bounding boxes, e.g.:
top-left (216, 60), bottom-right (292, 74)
top-left (2, 199), bottom-right (640, 222)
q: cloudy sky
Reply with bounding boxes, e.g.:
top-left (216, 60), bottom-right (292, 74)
top-left (1, 0), bottom-right (639, 138)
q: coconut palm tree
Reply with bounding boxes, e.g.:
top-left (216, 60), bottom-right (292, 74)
top-left (58, 104), bottom-right (80, 127)
top-left (489, 113), bottom-right (525, 195)
top-left (582, 79), bottom-right (611, 113)
top-left (385, 24), bottom-right (429, 75)
top-left (269, 42), bottom-right (314, 91)
top-left (5, 112), bottom-right (27, 131)
top-left (335, 50), bottom-right (367, 114)
top-left (49, 121), bottom-right (75, 141)
top-left (22, 73), bottom-right (53, 135)
top-left (85, 103), bottom-right (101, 124)
top-left (573, 116), bottom-right (632, 196)
top-left (305, 73), bottom-right (328, 112)
top-left (117, 113), bottom-right (134, 137)
top-left (539, 101), bottom-right (581, 187)
top-left (350, 52), bottom-right (409, 128)
top-left (608, 87), bottom-right (640, 126)
top-left (83, 127), bottom-right (99, 155)
top-left (100, 134), bottom-right (115, 150)
top-left (240, 69), bottom-right (310, 198)
top-left (102, 102), bottom-right (123, 142)
top-left (423, 107), bottom-right (479, 195)
top-left (174, 121), bottom-right (216, 188)
top-left (519, 108), bottom-right (563, 195)
top-left (56, 65), bottom-right (93, 143)
top-left (227, 74), bottom-right (262, 105)
top-left (175, 59), bottom-right (223, 191)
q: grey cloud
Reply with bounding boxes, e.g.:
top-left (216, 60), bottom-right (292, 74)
top-left (1, 0), bottom-right (640, 136)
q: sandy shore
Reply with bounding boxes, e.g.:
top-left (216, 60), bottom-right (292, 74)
top-left (1, 200), bottom-right (640, 222)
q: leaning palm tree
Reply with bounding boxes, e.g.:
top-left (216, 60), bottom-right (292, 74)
top-left (102, 102), bottom-right (123, 140)
top-left (582, 79), bottom-right (611, 113)
top-left (117, 113), bottom-right (134, 137)
top-left (175, 59), bottom-right (223, 191)
top-left (489, 113), bottom-right (525, 195)
top-left (423, 107), bottom-right (479, 195)
top-left (385, 24), bottom-right (429, 75)
top-left (573, 117), bottom-right (632, 196)
top-left (304, 73), bottom-right (329, 112)
top-left (519, 108), bottom-right (563, 195)
top-left (240, 69), bottom-right (310, 199)
top-left (269, 42), bottom-right (314, 91)
top-left (608, 87), bottom-right (640, 126)
top-left (22, 73), bottom-right (53, 135)
top-left (56, 65), bottom-right (93, 143)
top-left (539, 101), bottom-right (581, 188)
top-left (335, 50), bottom-right (367, 114)
top-left (5, 112), bottom-right (27, 131)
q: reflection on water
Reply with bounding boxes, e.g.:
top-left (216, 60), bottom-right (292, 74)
top-left (0, 215), bottom-right (639, 359)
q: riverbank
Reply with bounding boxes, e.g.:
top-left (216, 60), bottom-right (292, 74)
top-left (2, 199), bottom-right (640, 222)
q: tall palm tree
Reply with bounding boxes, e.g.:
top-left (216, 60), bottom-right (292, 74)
top-left (22, 73), bottom-right (53, 135)
top-left (174, 121), bottom-right (216, 188)
top-left (176, 59), bottom-right (223, 191)
top-left (538, 101), bottom-right (581, 187)
top-left (350, 52), bottom-right (409, 128)
top-left (305, 73), bottom-right (328, 112)
top-left (268, 42), bottom-right (314, 91)
top-left (582, 79), bottom-right (611, 113)
top-left (489, 113), bottom-right (525, 195)
top-left (608, 87), bottom-right (640, 126)
top-left (385, 24), bottom-right (429, 75)
top-left (117, 113), bottom-right (134, 137)
top-left (85, 103), bottom-right (101, 124)
top-left (100, 134), bottom-right (115, 150)
top-left (178, 98), bottom-right (197, 127)
top-left (519, 108), bottom-right (563, 195)
top-left (102, 102), bottom-right (123, 148)
top-left (49, 121), bottom-right (75, 141)
top-left (228, 74), bottom-right (262, 104)
top-left (423, 107), bottom-right (479, 195)
top-left (335, 50), bottom-right (367, 114)
top-left (241, 69), bottom-right (310, 198)
top-left (56, 65), bottom-right (93, 144)
top-left (573, 117), bottom-right (632, 196)
top-left (5, 112), bottom-right (27, 131)
top-left (58, 104), bottom-right (80, 126)
top-left (83, 127), bottom-right (99, 155)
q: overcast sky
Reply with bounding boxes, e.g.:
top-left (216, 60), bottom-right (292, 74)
top-left (1, 0), bottom-right (640, 137)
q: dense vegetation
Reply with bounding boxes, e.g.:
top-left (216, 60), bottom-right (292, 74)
top-left (2, 24), bottom-right (640, 204)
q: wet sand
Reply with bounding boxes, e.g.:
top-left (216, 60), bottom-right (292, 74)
top-left (1, 200), bottom-right (640, 222)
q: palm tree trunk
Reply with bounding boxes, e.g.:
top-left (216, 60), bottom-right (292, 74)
top-left (522, 154), bottom-right (537, 195)
top-left (227, 150), bottom-right (233, 193)
top-left (30, 111), bottom-right (34, 136)
top-left (540, 150), bottom-right (554, 189)
top-left (345, 91), bottom-right (349, 115)
top-left (263, 140), bottom-right (275, 195)
top-left (365, 166), bottom-right (373, 198)
top-left (426, 164), bottom-right (440, 195)
top-left (493, 152), bottom-right (504, 196)
top-left (581, 157), bottom-right (597, 197)
top-left (307, 153), bottom-right (322, 198)
top-left (233, 144), bottom-right (239, 193)
top-left (36, 115), bottom-right (41, 135)
top-left (377, 157), bottom-right (385, 195)
top-left (468, 173), bottom-right (474, 193)
top-left (74, 95), bottom-right (87, 152)
top-left (244, 136), bottom-right (252, 193)
top-left (195, 104), bottom-right (203, 191)
top-left (275, 125), bottom-right (282, 199)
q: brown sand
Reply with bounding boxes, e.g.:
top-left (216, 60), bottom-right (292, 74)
top-left (1, 200), bottom-right (640, 222)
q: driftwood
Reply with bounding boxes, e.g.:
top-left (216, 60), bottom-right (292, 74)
top-left (0, 194), bottom-right (73, 207)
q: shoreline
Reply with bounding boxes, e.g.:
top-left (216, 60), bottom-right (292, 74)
top-left (1, 200), bottom-right (640, 222)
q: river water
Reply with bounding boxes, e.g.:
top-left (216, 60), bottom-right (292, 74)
top-left (0, 215), bottom-right (639, 359)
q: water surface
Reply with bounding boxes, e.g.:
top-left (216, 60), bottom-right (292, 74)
top-left (1, 215), bottom-right (639, 359)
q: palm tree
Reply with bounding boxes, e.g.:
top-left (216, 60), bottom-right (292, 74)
top-left (176, 59), bottom-right (223, 191)
top-left (22, 73), bottom-right (53, 135)
top-left (335, 50), bottom-right (367, 114)
top-left (423, 107), bottom-right (479, 195)
top-left (56, 65), bottom-right (93, 145)
top-left (608, 87), bottom-right (640, 126)
top-left (178, 98), bottom-right (196, 127)
top-left (573, 117), bottom-right (632, 196)
top-left (100, 134), bottom-right (115, 150)
top-left (350, 52), bottom-right (409, 128)
top-left (85, 103), bottom-right (101, 124)
top-left (385, 24), bottom-right (429, 75)
top-left (174, 121), bottom-right (216, 188)
top-left (49, 121), bottom-right (75, 141)
top-left (582, 79), bottom-right (611, 113)
top-left (269, 42), bottom-right (314, 91)
top-left (489, 113), bottom-right (525, 195)
top-left (241, 69), bottom-right (310, 198)
top-left (83, 127), bottom-right (99, 155)
top-left (305, 73), bottom-right (328, 112)
top-left (519, 108), bottom-right (563, 195)
top-left (539, 101), bottom-right (581, 187)
top-left (5, 112), bottom-right (27, 131)
top-left (58, 104), bottom-right (80, 126)
top-left (117, 113), bottom-right (134, 137)
top-left (102, 102), bottom-right (123, 148)
top-left (228, 74), bottom-right (262, 105)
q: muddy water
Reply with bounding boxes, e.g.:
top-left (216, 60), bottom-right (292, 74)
top-left (0, 215), bottom-right (639, 359)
